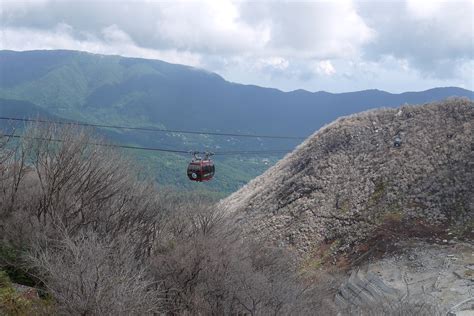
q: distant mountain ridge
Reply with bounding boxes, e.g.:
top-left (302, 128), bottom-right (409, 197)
top-left (0, 50), bottom-right (472, 193)
top-left (1, 50), bottom-right (472, 137)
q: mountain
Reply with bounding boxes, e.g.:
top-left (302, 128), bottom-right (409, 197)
top-left (221, 98), bottom-right (473, 252)
top-left (0, 50), bottom-right (473, 193)
top-left (0, 98), bottom-right (51, 117)
top-left (1, 50), bottom-right (472, 137)
top-left (220, 98), bottom-right (473, 311)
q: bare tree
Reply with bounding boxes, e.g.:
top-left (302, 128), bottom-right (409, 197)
top-left (150, 201), bottom-right (329, 315)
top-left (1, 124), bottom-right (350, 315)
top-left (1, 124), bottom-right (165, 257)
top-left (1, 124), bottom-right (167, 312)
top-left (0, 132), bottom-right (28, 219)
top-left (29, 231), bottom-right (162, 315)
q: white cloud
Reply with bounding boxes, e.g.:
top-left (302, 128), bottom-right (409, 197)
top-left (154, 0), bottom-right (270, 54)
top-left (101, 24), bottom-right (133, 43)
top-left (357, 0), bottom-right (474, 79)
top-left (406, 0), bottom-right (444, 19)
top-left (0, 25), bottom-right (202, 66)
top-left (0, 0), bottom-right (472, 92)
top-left (0, 0), bottom-right (374, 59)
top-left (255, 57), bottom-right (289, 71)
top-left (312, 60), bottom-right (336, 76)
top-left (240, 0), bottom-right (375, 59)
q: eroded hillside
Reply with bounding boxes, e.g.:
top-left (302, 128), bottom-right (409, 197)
top-left (221, 98), bottom-right (473, 257)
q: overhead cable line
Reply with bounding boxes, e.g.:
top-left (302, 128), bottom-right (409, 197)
top-left (1, 134), bottom-right (293, 156)
top-left (0, 116), bottom-right (306, 140)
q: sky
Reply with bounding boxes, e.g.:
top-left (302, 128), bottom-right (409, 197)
top-left (1, 0), bottom-right (473, 93)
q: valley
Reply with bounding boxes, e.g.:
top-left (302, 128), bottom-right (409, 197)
top-left (1, 50), bottom-right (472, 194)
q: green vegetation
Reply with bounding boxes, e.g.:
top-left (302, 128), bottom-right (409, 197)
top-left (382, 210), bottom-right (404, 224)
top-left (337, 199), bottom-right (351, 213)
top-left (0, 245), bottom-right (35, 287)
top-left (131, 150), bottom-right (280, 194)
top-left (368, 180), bottom-right (386, 207)
top-left (0, 271), bottom-right (31, 316)
top-left (300, 239), bottom-right (342, 273)
top-left (0, 270), bottom-right (52, 315)
top-left (1, 50), bottom-right (472, 194)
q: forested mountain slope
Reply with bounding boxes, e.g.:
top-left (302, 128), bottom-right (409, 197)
top-left (1, 50), bottom-right (472, 137)
top-left (1, 50), bottom-right (472, 193)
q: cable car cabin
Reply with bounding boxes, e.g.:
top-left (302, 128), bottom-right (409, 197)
top-left (187, 156), bottom-right (215, 182)
top-left (393, 136), bottom-right (402, 147)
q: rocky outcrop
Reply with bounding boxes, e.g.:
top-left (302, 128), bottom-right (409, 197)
top-left (335, 270), bottom-right (399, 307)
top-left (344, 241), bottom-right (473, 315)
top-left (221, 99), bottom-right (473, 254)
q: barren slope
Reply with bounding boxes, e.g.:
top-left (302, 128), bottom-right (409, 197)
top-left (221, 99), bottom-right (473, 255)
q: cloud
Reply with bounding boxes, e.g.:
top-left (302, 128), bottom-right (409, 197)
top-left (406, 0), bottom-right (444, 19)
top-left (255, 57), bottom-right (289, 71)
top-left (0, 0), bottom-right (472, 92)
top-left (154, 1), bottom-right (270, 54)
top-left (312, 60), bottom-right (336, 76)
top-left (356, 0), bottom-right (474, 79)
top-left (0, 25), bottom-right (202, 66)
top-left (101, 24), bottom-right (133, 44)
top-left (240, 1), bottom-right (374, 59)
top-left (0, 0), bottom-right (373, 59)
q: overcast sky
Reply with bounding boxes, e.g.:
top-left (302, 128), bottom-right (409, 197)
top-left (1, 0), bottom-right (473, 92)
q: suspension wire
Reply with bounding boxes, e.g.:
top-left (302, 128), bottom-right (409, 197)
top-left (1, 134), bottom-right (293, 156)
top-left (0, 116), bottom-right (306, 140)
top-left (214, 150), bottom-right (290, 155)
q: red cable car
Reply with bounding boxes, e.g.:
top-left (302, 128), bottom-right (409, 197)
top-left (187, 152), bottom-right (215, 182)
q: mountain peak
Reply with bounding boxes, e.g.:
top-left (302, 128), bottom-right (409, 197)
top-left (221, 98), bottom-right (473, 256)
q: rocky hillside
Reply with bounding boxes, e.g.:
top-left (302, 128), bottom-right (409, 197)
top-left (221, 98), bottom-right (473, 257)
top-left (336, 240), bottom-right (474, 314)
